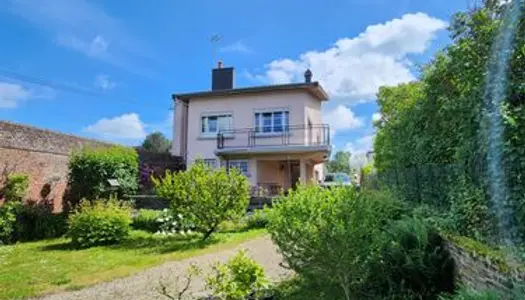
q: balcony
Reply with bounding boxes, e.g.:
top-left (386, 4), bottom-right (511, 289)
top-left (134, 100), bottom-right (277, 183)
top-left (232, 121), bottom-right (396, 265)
top-left (215, 124), bottom-right (331, 156)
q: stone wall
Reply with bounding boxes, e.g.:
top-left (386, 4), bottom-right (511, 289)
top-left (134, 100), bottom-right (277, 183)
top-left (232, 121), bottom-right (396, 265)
top-left (0, 121), bottom-right (113, 212)
top-left (446, 240), bottom-right (525, 297)
top-left (0, 121), bottom-right (185, 212)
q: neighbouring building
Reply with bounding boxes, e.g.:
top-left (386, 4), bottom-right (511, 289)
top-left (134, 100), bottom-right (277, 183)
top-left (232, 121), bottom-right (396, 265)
top-left (171, 62), bottom-right (332, 195)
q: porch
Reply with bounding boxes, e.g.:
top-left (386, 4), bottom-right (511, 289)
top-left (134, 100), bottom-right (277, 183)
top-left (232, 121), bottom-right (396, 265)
top-left (222, 152), bottom-right (327, 198)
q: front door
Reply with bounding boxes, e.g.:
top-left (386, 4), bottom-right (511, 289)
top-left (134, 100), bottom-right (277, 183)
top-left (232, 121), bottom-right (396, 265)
top-left (290, 161), bottom-right (300, 189)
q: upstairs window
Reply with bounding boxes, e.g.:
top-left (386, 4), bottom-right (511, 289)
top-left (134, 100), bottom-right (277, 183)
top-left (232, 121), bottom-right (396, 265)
top-left (201, 114), bottom-right (232, 135)
top-left (255, 111), bottom-right (289, 133)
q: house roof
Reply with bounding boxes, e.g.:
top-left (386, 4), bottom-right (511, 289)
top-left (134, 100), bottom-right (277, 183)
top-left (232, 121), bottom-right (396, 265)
top-left (172, 81), bottom-right (329, 102)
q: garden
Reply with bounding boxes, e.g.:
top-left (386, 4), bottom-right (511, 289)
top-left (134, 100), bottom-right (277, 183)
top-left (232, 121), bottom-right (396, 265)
top-left (157, 1), bottom-right (525, 299)
top-left (0, 147), bottom-right (265, 299)
top-left (3, 1), bottom-right (525, 300)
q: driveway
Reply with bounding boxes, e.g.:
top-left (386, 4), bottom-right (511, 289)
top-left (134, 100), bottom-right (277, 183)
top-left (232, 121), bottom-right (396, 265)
top-left (33, 237), bottom-right (291, 300)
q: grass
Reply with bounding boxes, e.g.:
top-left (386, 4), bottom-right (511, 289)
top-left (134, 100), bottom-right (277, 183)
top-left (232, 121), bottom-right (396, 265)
top-left (0, 229), bottom-right (266, 299)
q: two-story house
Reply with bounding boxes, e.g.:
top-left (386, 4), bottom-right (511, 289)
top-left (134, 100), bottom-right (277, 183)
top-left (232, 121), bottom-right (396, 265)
top-left (171, 62), bottom-right (331, 195)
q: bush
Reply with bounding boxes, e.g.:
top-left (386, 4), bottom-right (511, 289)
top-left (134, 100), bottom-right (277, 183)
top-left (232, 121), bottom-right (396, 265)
top-left (245, 208), bottom-right (269, 229)
top-left (267, 186), bottom-right (405, 299)
top-left (15, 204), bottom-right (68, 241)
top-left (132, 209), bottom-right (163, 233)
top-left (376, 217), bottom-right (456, 300)
top-left (156, 210), bottom-right (195, 236)
top-left (0, 202), bottom-right (19, 244)
top-left (447, 182), bottom-right (495, 242)
top-left (68, 199), bottom-right (132, 248)
top-left (205, 249), bottom-right (269, 299)
top-left (153, 161), bottom-right (250, 240)
top-left (68, 146), bottom-right (139, 204)
top-left (3, 173), bottom-right (29, 202)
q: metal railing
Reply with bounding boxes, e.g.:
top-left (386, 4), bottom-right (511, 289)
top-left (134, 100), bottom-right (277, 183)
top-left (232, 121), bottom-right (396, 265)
top-left (217, 124), bottom-right (330, 149)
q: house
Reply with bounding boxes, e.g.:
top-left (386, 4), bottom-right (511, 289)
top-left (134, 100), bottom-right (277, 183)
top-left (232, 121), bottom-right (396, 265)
top-left (171, 62), bottom-right (332, 195)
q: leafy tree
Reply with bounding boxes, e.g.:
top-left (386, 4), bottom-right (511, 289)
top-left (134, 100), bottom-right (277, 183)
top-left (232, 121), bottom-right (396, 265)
top-left (326, 151), bottom-right (351, 174)
top-left (68, 146), bottom-right (139, 204)
top-left (141, 131), bottom-right (171, 153)
top-left (153, 161), bottom-right (250, 240)
top-left (372, 1), bottom-right (525, 242)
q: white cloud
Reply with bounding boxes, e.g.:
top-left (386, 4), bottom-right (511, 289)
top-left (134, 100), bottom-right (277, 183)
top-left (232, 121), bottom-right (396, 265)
top-left (0, 82), bottom-right (30, 108)
top-left (84, 113), bottom-right (146, 140)
top-left (57, 35), bottom-right (110, 58)
top-left (94, 74), bottom-right (116, 90)
top-left (253, 13), bottom-right (447, 106)
top-left (323, 105), bottom-right (364, 136)
top-left (219, 41), bottom-right (253, 54)
top-left (372, 112), bottom-right (382, 123)
top-left (345, 134), bottom-right (375, 168)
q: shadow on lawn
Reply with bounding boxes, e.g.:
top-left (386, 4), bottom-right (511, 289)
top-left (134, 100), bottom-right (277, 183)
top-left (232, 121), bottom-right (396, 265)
top-left (39, 233), bottom-right (221, 254)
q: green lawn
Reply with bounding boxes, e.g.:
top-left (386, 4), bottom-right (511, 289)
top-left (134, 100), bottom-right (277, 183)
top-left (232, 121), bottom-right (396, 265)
top-left (0, 229), bottom-right (266, 299)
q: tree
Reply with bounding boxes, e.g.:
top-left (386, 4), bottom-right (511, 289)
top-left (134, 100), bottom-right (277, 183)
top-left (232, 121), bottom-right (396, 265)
top-left (153, 161), bottom-right (250, 240)
top-left (326, 151), bottom-right (351, 174)
top-left (141, 132), bottom-right (171, 153)
top-left (68, 146), bottom-right (139, 203)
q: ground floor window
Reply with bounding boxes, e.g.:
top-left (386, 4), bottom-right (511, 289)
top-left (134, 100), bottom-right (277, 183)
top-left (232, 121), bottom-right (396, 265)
top-left (227, 160), bottom-right (250, 177)
top-left (203, 159), bottom-right (218, 169)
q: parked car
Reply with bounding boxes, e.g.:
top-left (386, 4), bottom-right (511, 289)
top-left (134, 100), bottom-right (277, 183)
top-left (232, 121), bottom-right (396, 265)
top-left (321, 173), bottom-right (353, 188)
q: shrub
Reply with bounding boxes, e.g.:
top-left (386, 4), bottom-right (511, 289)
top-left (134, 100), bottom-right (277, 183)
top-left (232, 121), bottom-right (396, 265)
top-left (447, 182), bottom-right (496, 242)
top-left (376, 217), bottom-right (456, 300)
top-left (205, 249), bottom-right (269, 299)
top-left (132, 209), bottom-right (163, 233)
top-left (68, 146), bottom-right (139, 204)
top-left (156, 210), bottom-right (195, 236)
top-left (3, 173), bottom-right (29, 202)
top-left (245, 209), bottom-right (269, 229)
top-left (0, 202), bottom-right (19, 244)
top-left (153, 161), bottom-right (250, 240)
top-left (267, 186), bottom-right (405, 299)
top-left (68, 199), bottom-right (132, 248)
top-left (15, 204), bottom-right (68, 241)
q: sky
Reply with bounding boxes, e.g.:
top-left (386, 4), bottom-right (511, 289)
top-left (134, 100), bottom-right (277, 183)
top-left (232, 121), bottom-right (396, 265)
top-left (0, 0), bottom-right (469, 165)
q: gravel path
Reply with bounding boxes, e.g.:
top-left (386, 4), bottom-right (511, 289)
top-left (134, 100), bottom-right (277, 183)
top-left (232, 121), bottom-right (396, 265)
top-left (33, 237), bottom-right (291, 300)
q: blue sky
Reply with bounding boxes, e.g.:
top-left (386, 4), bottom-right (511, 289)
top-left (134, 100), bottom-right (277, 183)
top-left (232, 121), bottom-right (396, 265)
top-left (0, 0), bottom-right (467, 163)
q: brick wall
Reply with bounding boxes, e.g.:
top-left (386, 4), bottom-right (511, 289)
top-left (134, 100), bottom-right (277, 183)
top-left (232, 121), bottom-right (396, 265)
top-left (0, 121), bottom-right (113, 212)
top-left (0, 121), bottom-right (185, 212)
top-left (446, 240), bottom-right (525, 297)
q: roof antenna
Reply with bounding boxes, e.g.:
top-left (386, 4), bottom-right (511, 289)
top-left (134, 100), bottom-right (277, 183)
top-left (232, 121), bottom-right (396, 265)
top-left (210, 34), bottom-right (223, 68)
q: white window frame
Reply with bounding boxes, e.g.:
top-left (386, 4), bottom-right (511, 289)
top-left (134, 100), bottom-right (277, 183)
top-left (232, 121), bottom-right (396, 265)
top-left (201, 113), bottom-right (233, 137)
top-left (203, 159), bottom-right (218, 169)
top-left (254, 109), bottom-right (289, 134)
top-left (227, 160), bottom-right (250, 177)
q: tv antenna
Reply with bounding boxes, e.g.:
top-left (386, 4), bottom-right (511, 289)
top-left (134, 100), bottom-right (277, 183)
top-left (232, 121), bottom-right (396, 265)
top-left (210, 34), bottom-right (223, 66)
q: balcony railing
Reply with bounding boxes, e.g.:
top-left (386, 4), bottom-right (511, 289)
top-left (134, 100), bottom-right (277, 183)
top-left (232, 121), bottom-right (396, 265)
top-left (217, 124), bottom-right (330, 149)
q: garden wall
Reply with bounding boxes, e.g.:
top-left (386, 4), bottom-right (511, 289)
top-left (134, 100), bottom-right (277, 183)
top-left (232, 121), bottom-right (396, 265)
top-left (0, 121), bottom-right (185, 212)
top-left (0, 121), bottom-right (113, 212)
top-left (446, 240), bottom-right (525, 297)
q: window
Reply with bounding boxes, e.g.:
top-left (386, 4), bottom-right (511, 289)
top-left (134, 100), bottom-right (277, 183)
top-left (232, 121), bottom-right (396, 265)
top-left (255, 110), bottom-right (289, 133)
top-left (203, 159), bottom-right (218, 169)
top-left (201, 114), bottom-right (232, 135)
top-left (227, 160), bottom-right (250, 176)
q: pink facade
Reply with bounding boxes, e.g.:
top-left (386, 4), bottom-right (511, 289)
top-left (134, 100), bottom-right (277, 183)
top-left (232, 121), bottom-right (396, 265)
top-left (172, 67), bottom-right (331, 194)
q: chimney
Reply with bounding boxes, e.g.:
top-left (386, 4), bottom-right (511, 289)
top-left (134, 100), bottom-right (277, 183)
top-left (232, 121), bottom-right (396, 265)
top-left (304, 69), bottom-right (313, 83)
top-left (212, 61), bottom-right (234, 90)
